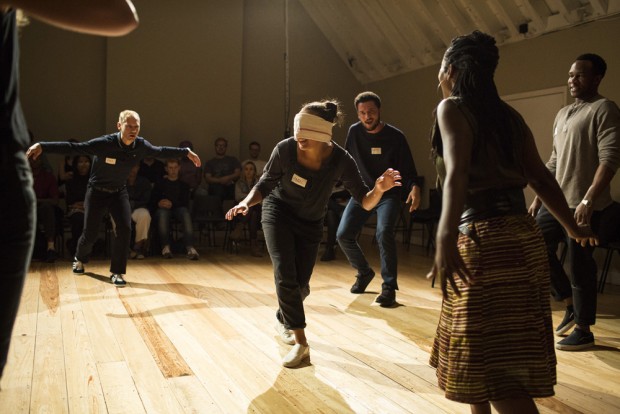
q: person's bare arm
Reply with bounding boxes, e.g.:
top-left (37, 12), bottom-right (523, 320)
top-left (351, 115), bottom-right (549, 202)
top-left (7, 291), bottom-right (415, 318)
top-left (574, 164), bottom-right (615, 226)
top-left (522, 126), bottom-right (596, 245)
top-left (428, 99), bottom-right (474, 298)
top-left (360, 168), bottom-right (402, 210)
top-left (2, 0), bottom-right (138, 36)
top-left (225, 188), bottom-right (263, 220)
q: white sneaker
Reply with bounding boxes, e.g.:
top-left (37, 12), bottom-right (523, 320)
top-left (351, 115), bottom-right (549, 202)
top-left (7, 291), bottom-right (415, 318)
top-left (186, 246), bottom-right (199, 260)
top-left (274, 320), bottom-right (295, 345)
top-left (282, 344), bottom-right (310, 368)
top-left (162, 245), bottom-right (173, 258)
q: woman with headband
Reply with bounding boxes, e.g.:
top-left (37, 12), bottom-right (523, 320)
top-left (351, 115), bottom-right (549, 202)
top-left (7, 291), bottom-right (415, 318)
top-left (226, 99), bottom-right (401, 368)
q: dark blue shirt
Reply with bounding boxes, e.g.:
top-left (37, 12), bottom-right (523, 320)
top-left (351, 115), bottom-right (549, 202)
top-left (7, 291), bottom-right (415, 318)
top-left (151, 178), bottom-right (191, 210)
top-left (40, 133), bottom-right (189, 189)
top-left (345, 122), bottom-right (419, 199)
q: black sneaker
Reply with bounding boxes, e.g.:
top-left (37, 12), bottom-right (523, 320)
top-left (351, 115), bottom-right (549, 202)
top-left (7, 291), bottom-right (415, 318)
top-left (350, 270), bottom-right (375, 294)
top-left (110, 274), bottom-right (127, 287)
top-left (72, 258), bottom-right (85, 274)
top-left (556, 328), bottom-right (594, 351)
top-left (555, 308), bottom-right (575, 336)
top-left (320, 247), bottom-right (335, 262)
top-left (375, 287), bottom-right (396, 308)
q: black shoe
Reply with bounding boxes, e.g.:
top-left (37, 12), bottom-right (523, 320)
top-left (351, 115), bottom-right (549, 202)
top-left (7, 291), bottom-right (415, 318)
top-left (555, 307), bottom-right (575, 336)
top-left (45, 249), bottom-right (58, 263)
top-left (350, 270), bottom-right (375, 294)
top-left (72, 258), bottom-right (85, 274)
top-left (375, 287), bottom-right (396, 308)
top-left (320, 247), bottom-right (335, 262)
top-left (110, 274), bottom-right (127, 287)
top-left (556, 327), bottom-right (594, 351)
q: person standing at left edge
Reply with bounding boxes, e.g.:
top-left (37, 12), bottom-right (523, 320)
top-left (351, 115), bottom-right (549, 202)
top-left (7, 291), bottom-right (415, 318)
top-left (1, 0), bottom-right (138, 384)
top-left (26, 110), bottom-right (201, 286)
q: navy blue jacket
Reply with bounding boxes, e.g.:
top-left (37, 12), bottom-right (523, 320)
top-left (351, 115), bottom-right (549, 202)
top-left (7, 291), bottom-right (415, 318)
top-left (41, 133), bottom-right (189, 189)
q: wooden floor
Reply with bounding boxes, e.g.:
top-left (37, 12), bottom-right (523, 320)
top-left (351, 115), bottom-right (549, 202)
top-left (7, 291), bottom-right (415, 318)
top-left (1, 237), bottom-right (619, 414)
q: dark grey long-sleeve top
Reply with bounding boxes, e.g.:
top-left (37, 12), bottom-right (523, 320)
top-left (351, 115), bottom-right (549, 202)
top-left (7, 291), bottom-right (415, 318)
top-left (255, 137), bottom-right (369, 222)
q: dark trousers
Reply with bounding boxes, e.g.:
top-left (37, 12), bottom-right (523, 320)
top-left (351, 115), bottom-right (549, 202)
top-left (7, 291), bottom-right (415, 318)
top-left (76, 187), bottom-right (131, 275)
top-left (325, 198), bottom-right (345, 249)
top-left (0, 150), bottom-right (35, 378)
top-left (262, 203), bottom-right (323, 330)
top-left (67, 212), bottom-right (85, 256)
top-left (536, 203), bottom-right (620, 326)
top-left (36, 200), bottom-right (57, 242)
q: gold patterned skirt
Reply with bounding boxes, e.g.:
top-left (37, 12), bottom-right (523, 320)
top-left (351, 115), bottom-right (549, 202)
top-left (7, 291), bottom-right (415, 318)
top-left (429, 214), bottom-right (556, 404)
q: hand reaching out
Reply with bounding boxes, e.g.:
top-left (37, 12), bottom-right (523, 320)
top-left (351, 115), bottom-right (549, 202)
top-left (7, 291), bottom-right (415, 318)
top-left (427, 235), bottom-right (474, 298)
top-left (225, 203), bottom-right (248, 220)
top-left (375, 168), bottom-right (402, 193)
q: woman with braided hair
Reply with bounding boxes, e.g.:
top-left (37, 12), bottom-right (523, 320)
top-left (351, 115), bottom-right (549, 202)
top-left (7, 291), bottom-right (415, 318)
top-left (427, 31), bottom-right (595, 413)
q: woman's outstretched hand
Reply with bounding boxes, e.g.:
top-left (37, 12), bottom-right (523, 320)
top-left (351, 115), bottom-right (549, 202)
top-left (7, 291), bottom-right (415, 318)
top-left (225, 203), bottom-right (248, 220)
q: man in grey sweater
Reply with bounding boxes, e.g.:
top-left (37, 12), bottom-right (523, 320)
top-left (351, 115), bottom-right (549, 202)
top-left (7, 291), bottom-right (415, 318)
top-left (529, 53), bottom-right (620, 351)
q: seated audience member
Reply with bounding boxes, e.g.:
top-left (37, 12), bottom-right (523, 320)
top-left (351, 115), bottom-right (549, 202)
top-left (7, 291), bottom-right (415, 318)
top-left (30, 155), bottom-right (61, 262)
top-left (57, 138), bottom-right (79, 189)
top-left (152, 158), bottom-right (199, 260)
top-left (127, 163), bottom-right (152, 259)
top-left (321, 182), bottom-right (350, 261)
top-left (64, 155), bottom-right (91, 256)
top-left (231, 161), bottom-right (262, 257)
top-left (242, 141), bottom-right (267, 178)
top-left (138, 156), bottom-right (165, 185)
top-left (178, 140), bottom-right (203, 195)
top-left (204, 137), bottom-right (241, 201)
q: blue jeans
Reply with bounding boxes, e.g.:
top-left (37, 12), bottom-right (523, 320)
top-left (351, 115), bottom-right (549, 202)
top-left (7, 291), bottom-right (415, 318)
top-left (155, 207), bottom-right (194, 248)
top-left (337, 196), bottom-right (401, 290)
top-left (0, 150), bottom-right (35, 378)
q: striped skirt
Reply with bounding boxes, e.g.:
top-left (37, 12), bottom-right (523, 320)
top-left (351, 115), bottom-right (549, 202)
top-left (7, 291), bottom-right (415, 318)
top-left (429, 214), bottom-right (556, 404)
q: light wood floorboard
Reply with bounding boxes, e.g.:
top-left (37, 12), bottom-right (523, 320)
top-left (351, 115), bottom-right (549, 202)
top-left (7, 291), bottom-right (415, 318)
top-left (1, 237), bottom-right (619, 413)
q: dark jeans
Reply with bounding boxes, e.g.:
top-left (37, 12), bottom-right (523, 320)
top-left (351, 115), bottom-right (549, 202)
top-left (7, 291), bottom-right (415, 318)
top-left (36, 200), bottom-right (57, 242)
top-left (155, 206), bottom-right (194, 248)
top-left (337, 196), bottom-right (401, 290)
top-left (0, 150), bottom-right (35, 378)
top-left (68, 211), bottom-right (85, 256)
top-left (262, 202), bottom-right (322, 330)
top-left (325, 198), bottom-right (345, 249)
top-left (536, 203), bottom-right (620, 326)
top-left (234, 204), bottom-right (261, 240)
top-left (76, 187), bottom-right (131, 275)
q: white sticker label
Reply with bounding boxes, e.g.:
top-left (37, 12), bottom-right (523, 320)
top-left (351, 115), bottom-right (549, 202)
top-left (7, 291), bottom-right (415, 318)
top-left (291, 173), bottom-right (307, 188)
top-left (371, 147), bottom-right (382, 155)
top-left (105, 157), bottom-right (117, 165)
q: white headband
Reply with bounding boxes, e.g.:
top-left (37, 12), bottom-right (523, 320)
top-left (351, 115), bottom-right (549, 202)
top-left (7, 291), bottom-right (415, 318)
top-left (294, 112), bottom-right (334, 143)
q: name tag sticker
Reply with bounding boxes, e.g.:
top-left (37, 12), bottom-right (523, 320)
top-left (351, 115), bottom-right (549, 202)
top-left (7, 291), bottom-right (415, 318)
top-left (105, 157), bottom-right (117, 165)
top-left (371, 147), bottom-right (382, 155)
top-left (291, 174), bottom-right (307, 188)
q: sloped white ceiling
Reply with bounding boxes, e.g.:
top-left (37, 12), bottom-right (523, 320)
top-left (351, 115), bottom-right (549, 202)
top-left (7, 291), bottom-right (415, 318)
top-left (299, 0), bottom-right (620, 84)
